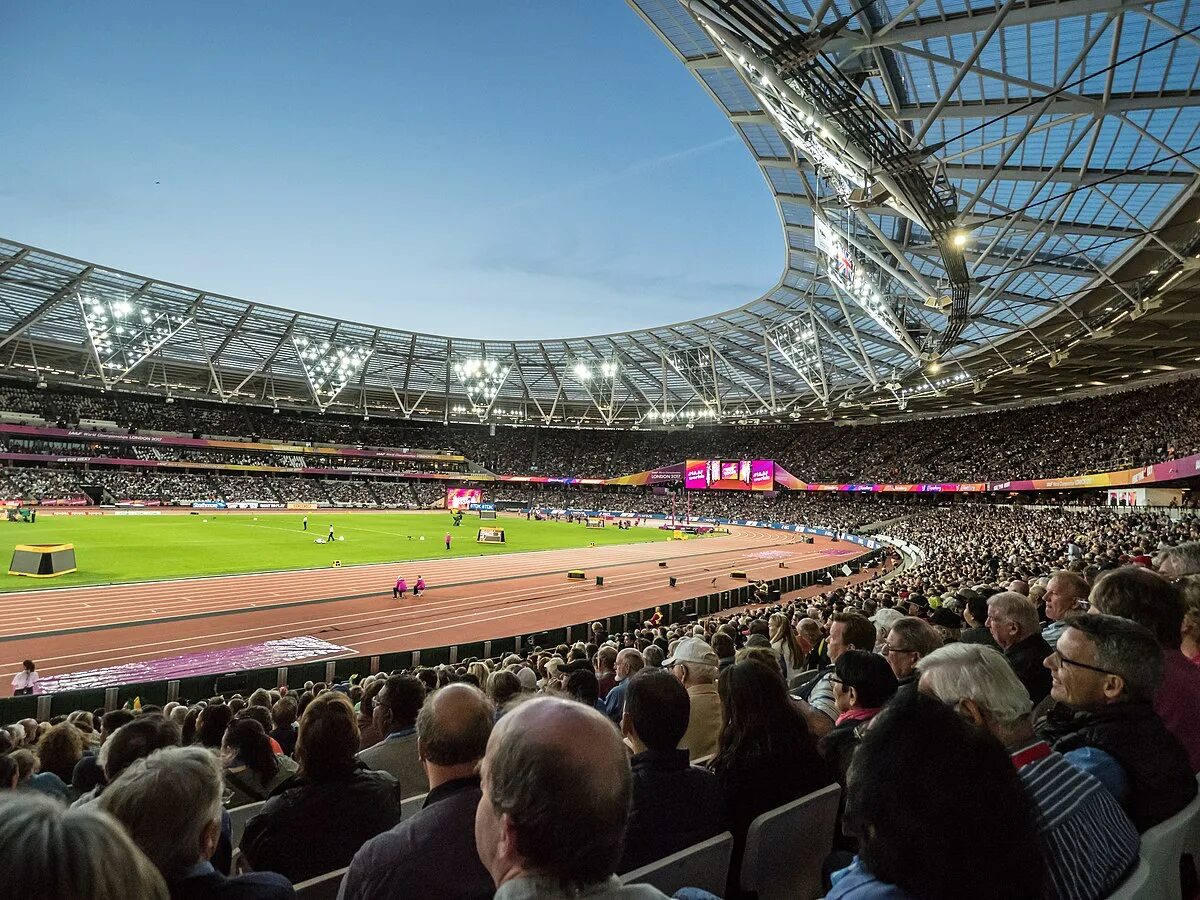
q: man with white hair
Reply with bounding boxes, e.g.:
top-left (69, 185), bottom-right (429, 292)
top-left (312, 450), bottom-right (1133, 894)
top-left (918, 643), bottom-right (1138, 900)
top-left (99, 745), bottom-right (293, 899)
top-left (663, 637), bottom-right (723, 761)
top-left (986, 592), bottom-right (1052, 704)
top-left (603, 648), bottom-right (645, 724)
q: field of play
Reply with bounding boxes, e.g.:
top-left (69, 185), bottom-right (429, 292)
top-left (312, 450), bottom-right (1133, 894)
top-left (0, 512), bottom-right (674, 591)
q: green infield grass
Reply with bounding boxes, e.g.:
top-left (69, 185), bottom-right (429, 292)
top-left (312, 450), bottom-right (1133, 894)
top-left (0, 512), bottom-right (674, 592)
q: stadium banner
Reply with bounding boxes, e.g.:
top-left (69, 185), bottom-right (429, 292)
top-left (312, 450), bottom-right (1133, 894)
top-left (190, 501), bottom-right (227, 509)
top-left (446, 487), bottom-right (483, 510)
top-left (286, 502), bottom-right (321, 510)
top-left (0, 423), bottom-right (466, 464)
top-left (605, 462), bottom-right (685, 487)
top-left (496, 475), bottom-right (607, 485)
top-left (477, 527), bottom-right (506, 543)
top-left (115, 499), bottom-right (162, 507)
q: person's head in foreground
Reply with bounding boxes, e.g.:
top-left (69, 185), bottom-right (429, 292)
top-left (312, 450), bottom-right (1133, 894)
top-left (475, 696), bottom-right (631, 894)
top-left (838, 691), bottom-right (1043, 900)
top-left (1045, 614), bottom-right (1162, 711)
top-left (0, 790), bottom-right (168, 899)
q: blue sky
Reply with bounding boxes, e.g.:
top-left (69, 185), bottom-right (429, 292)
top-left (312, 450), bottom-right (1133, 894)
top-left (1, 2), bottom-right (781, 339)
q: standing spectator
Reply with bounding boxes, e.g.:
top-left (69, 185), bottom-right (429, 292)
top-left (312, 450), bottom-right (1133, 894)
top-left (827, 692), bottom-right (1044, 900)
top-left (341, 684), bottom-right (496, 900)
top-left (221, 718), bottom-right (298, 807)
top-left (712, 661), bottom-right (832, 895)
top-left (880, 617), bottom-right (942, 692)
top-left (474, 696), bottom-right (671, 899)
top-left (918, 643), bottom-right (1139, 900)
top-left (663, 637), bottom-right (723, 761)
top-left (617, 669), bottom-right (725, 874)
top-left (100, 746), bottom-right (293, 900)
top-left (0, 792), bottom-right (169, 900)
top-left (603, 648), bottom-right (645, 724)
top-left (987, 592), bottom-right (1053, 704)
top-left (768, 613), bottom-right (806, 682)
top-left (1037, 614), bottom-right (1197, 831)
top-left (11, 659), bottom-right (40, 695)
top-left (241, 693), bottom-right (404, 882)
top-left (1041, 572), bottom-right (1089, 646)
top-left (357, 673), bottom-right (428, 797)
top-left (1088, 566), bottom-right (1200, 771)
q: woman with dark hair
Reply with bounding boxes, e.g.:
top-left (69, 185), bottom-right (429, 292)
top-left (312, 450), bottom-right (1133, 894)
top-left (240, 692), bottom-right (403, 883)
top-left (488, 669), bottom-right (522, 714)
top-left (193, 703), bottom-right (233, 749)
top-left (817, 650), bottom-right (898, 781)
top-left (711, 661), bottom-right (833, 896)
top-left (220, 718), bottom-right (297, 808)
top-left (180, 705), bottom-right (202, 747)
top-left (828, 691), bottom-right (1044, 900)
top-left (270, 696), bottom-right (299, 757)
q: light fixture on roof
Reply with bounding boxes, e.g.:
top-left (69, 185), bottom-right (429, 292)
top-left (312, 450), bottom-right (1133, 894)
top-left (78, 291), bottom-right (192, 386)
top-left (951, 230), bottom-right (970, 249)
top-left (452, 355), bottom-right (510, 416)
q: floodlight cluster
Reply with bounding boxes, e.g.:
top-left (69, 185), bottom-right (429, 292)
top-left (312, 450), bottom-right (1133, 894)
top-left (453, 356), bottom-right (511, 408)
top-left (292, 336), bottom-right (372, 399)
top-left (644, 406), bottom-right (718, 422)
top-left (79, 294), bottom-right (186, 374)
top-left (570, 359), bottom-right (619, 382)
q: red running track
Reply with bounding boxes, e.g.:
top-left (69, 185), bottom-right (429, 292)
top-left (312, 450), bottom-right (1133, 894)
top-left (0, 527), bottom-right (864, 694)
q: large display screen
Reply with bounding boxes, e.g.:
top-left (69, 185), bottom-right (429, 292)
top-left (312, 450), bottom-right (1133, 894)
top-left (446, 487), bottom-right (483, 510)
top-left (684, 459), bottom-right (774, 491)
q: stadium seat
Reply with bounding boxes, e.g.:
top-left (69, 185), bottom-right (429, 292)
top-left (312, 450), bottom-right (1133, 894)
top-left (228, 800), bottom-right (265, 849)
top-left (399, 791), bottom-right (427, 822)
top-left (1104, 859), bottom-right (1153, 900)
top-left (788, 669), bottom-right (818, 691)
top-left (740, 783), bottom-right (841, 900)
top-left (1136, 787), bottom-right (1200, 900)
top-left (619, 831), bottom-right (733, 897)
top-left (293, 866), bottom-right (348, 900)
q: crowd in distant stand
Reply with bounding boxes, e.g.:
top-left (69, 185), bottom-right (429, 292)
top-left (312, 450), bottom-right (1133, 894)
top-left (3, 504), bottom-right (1199, 898)
top-left (3, 376), bottom-right (1200, 484)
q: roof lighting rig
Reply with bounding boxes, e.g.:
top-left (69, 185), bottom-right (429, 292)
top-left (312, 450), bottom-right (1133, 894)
top-left (453, 355), bottom-right (511, 418)
top-left (686, 0), bottom-right (971, 355)
top-left (78, 293), bottom-right (193, 385)
top-left (292, 335), bottom-right (373, 409)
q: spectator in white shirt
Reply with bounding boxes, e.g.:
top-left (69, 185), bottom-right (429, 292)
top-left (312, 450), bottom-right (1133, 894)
top-left (12, 660), bottom-right (40, 696)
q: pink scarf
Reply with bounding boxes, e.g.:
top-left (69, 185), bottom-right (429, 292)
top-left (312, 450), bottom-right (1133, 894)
top-left (835, 707), bottom-right (882, 727)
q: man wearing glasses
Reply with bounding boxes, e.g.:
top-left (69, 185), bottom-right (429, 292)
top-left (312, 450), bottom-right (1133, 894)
top-left (1035, 614), bottom-right (1196, 832)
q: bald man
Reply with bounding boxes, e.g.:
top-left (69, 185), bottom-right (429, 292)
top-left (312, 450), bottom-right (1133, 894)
top-left (1041, 571), bottom-right (1088, 646)
top-left (475, 697), bottom-right (670, 899)
top-left (342, 684), bottom-right (496, 900)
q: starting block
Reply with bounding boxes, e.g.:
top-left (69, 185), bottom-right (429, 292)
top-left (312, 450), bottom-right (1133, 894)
top-left (567, 570), bottom-right (586, 580)
top-left (730, 570), bottom-right (747, 579)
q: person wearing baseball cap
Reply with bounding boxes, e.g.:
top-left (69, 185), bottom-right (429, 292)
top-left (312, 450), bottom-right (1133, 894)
top-left (663, 637), bottom-right (723, 761)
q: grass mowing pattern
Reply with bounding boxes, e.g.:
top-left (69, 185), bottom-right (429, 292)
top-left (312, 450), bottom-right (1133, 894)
top-left (0, 512), bottom-right (673, 592)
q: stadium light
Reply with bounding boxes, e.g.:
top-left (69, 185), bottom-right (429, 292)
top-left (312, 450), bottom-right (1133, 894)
top-left (452, 355), bottom-right (511, 414)
top-left (292, 335), bottom-right (373, 409)
top-left (78, 292), bottom-right (192, 386)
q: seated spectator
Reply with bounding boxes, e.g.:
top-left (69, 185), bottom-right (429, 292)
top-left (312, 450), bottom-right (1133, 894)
top-left (711, 660), bottom-right (832, 895)
top-left (488, 669), bottom-right (523, 713)
top-left (356, 673), bottom-right (428, 797)
top-left (37, 721), bottom-right (85, 784)
top-left (11, 748), bottom-right (70, 801)
top-left (1156, 541), bottom-right (1200, 579)
top-left (72, 709), bottom-right (135, 795)
top-left (341, 684), bottom-right (496, 900)
top-left (1088, 565), bottom-right (1200, 771)
top-left (928, 607), bottom-right (962, 644)
top-left (881, 617), bottom-right (942, 692)
top-left (797, 617), bottom-right (829, 669)
top-left (663, 638), bottom-right (723, 761)
top-left (99, 746), bottom-right (293, 900)
top-left (194, 704), bottom-right (234, 750)
top-left (817, 650), bottom-right (897, 781)
top-left (1182, 576), bottom-right (1200, 665)
top-left (711, 631), bottom-right (736, 671)
top-left (0, 753), bottom-right (16, 789)
top-left (918, 643), bottom-right (1139, 900)
top-left (795, 612), bottom-right (878, 738)
top-left (827, 691), bottom-right (1044, 900)
top-left (768, 613), bottom-right (806, 681)
top-left (564, 668), bottom-right (602, 710)
top-left (0, 791), bottom-right (169, 899)
top-left (959, 590), bottom-right (998, 648)
top-left (617, 669), bottom-right (725, 874)
top-left (268, 697), bottom-right (297, 758)
top-left (241, 693), bottom-right (404, 883)
top-left (987, 592), bottom-right (1053, 704)
top-left (356, 681), bottom-right (383, 751)
top-left (1037, 614), bottom-right (1197, 831)
top-left (221, 719), bottom-right (297, 808)
top-left (474, 696), bottom-right (672, 899)
top-left (74, 714), bottom-right (182, 806)
top-left (1041, 571), bottom-right (1089, 646)
top-left (595, 646), bottom-right (618, 699)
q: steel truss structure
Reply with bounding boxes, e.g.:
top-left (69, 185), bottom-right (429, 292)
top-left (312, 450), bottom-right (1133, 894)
top-left (1, 0), bottom-right (1199, 426)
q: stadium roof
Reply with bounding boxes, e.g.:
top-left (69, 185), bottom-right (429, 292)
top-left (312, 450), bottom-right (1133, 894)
top-left (2, 0), bottom-right (1199, 425)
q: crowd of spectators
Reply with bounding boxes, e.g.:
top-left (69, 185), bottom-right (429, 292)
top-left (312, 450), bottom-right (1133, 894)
top-left (3, 375), bottom-right (1200, 485)
top-left (3, 503), bottom-right (1199, 898)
